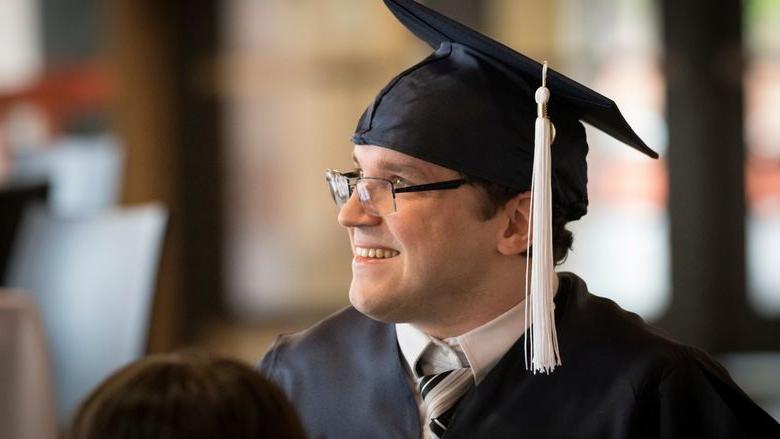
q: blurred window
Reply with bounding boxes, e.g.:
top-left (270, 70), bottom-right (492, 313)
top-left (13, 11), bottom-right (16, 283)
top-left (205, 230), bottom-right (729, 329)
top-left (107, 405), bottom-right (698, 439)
top-left (745, 0), bottom-right (780, 317)
top-left (555, 0), bottom-right (670, 320)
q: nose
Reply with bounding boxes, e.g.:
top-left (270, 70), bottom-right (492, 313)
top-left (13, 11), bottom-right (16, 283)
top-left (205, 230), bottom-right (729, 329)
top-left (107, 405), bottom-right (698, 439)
top-left (337, 192), bottom-right (382, 228)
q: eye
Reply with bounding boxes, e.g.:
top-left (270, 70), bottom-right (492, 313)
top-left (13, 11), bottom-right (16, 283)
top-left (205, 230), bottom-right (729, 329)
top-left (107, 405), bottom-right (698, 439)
top-left (390, 175), bottom-right (410, 186)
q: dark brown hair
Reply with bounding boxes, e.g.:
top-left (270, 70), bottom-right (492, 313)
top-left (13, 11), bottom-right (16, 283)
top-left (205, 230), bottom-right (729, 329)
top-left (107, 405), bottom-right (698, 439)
top-left (466, 175), bottom-right (574, 265)
top-left (69, 352), bottom-right (306, 439)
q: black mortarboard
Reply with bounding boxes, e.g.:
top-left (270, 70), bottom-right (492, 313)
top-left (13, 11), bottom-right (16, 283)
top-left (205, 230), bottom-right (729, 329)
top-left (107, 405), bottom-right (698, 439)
top-left (352, 0), bottom-right (658, 223)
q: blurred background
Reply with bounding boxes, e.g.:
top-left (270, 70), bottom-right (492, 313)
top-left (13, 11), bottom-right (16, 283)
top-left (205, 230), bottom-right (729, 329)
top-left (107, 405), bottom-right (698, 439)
top-left (0, 0), bottom-right (778, 433)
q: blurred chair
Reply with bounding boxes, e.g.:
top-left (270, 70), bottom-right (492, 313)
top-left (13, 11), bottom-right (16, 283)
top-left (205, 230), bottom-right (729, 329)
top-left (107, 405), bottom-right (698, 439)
top-left (0, 291), bottom-right (58, 439)
top-left (4, 202), bottom-right (167, 424)
top-left (9, 134), bottom-right (124, 215)
top-left (45, 135), bottom-right (124, 215)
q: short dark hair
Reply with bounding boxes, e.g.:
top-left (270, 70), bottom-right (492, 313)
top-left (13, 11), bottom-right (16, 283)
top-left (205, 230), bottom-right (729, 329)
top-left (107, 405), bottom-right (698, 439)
top-left (69, 352), bottom-right (305, 439)
top-left (465, 175), bottom-right (574, 265)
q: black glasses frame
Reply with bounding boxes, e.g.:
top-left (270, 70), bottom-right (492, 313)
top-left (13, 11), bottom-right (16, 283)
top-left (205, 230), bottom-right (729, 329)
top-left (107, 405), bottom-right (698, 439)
top-left (329, 168), bottom-right (467, 197)
top-left (325, 168), bottom-right (469, 214)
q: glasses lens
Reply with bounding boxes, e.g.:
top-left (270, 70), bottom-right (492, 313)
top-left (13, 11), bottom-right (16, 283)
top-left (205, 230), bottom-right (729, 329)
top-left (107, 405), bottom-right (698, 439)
top-left (326, 171), bottom-right (352, 207)
top-left (356, 178), bottom-right (395, 216)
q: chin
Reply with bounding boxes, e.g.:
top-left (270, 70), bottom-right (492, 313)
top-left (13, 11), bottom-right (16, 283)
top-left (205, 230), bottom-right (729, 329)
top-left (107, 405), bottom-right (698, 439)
top-left (348, 283), bottom-right (406, 323)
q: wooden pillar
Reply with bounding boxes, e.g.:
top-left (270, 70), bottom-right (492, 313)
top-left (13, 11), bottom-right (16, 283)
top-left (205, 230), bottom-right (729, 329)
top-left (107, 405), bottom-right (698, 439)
top-left (109, 0), bottom-right (223, 351)
top-left (109, 0), bottom-right (182, 352)
top-left (169, 0), bottom-right (224, 340)
top-left (659, 0), bottom-right (748, 351)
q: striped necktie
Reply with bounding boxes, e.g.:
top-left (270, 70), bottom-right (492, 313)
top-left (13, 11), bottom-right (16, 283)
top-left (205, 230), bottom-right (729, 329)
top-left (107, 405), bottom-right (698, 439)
top-left (418, 367), bottom-right (474, 438)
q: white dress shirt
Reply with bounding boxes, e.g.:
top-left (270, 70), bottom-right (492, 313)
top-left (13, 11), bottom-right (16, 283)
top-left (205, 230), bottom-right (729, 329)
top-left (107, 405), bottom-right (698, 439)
top-left (396, 299), bottom-right (530, 438)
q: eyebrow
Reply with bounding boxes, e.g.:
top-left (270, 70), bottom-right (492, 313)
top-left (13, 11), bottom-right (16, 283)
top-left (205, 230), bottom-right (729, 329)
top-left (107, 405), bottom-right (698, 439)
top-left (352, 153), bottom-right (428, 180)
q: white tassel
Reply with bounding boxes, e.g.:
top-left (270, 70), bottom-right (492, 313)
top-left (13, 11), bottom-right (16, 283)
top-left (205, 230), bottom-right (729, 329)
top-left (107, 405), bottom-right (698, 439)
top-left (524, 62), bottom-right (561, 374)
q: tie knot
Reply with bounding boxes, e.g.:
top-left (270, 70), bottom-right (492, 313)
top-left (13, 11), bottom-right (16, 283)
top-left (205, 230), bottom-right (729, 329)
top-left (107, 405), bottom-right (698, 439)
top-left (416, 340), bottom-right (467, 377)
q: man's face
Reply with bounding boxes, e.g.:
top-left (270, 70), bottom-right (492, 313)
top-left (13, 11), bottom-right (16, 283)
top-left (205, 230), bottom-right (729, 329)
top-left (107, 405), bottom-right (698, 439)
top-left (338, 144), bottom-right (504, 326)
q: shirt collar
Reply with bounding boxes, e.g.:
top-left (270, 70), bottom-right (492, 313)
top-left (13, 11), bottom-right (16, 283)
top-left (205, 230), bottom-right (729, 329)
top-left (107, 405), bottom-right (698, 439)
top-left (455, 299), bottom-right (528, 384)
top-left (396, 321), bottom-right (431, 377)
top-left (395, 299), bottom-right (528, 384)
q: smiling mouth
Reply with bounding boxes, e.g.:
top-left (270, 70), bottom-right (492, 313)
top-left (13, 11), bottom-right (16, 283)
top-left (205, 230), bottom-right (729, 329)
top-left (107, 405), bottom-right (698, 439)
top-left (354, 246), bottom-right (400, 259)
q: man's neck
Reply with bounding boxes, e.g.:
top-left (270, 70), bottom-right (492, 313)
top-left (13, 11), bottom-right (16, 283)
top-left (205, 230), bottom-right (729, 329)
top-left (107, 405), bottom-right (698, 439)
top-left (412, 273), bottom-right (559, 339)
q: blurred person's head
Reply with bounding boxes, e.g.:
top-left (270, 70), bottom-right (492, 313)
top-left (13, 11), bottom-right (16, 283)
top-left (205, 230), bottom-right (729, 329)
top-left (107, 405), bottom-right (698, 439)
top-left (69, 352), bottom-right (306, 439)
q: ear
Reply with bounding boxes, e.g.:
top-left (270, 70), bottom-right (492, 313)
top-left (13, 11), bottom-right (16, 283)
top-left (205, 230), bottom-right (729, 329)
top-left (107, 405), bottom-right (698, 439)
top-left (496, 191), bottom-right (532, 256)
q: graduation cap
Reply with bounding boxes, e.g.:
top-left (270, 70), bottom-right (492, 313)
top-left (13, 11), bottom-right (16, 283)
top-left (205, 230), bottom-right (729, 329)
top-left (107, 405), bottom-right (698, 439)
top-left (351, 0), bottom-right (658, 373)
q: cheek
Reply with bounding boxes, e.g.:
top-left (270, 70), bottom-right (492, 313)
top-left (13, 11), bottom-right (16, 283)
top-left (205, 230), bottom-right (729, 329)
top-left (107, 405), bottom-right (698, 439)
top-left (387, 219), bottom-right (429, 256)
top-left (391, 207), bottom-right (493, 260)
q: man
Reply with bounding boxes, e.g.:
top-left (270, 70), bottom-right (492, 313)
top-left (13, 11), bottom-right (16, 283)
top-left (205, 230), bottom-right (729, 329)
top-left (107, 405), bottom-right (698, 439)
top-left (259, 1), bottom-right (780, 437)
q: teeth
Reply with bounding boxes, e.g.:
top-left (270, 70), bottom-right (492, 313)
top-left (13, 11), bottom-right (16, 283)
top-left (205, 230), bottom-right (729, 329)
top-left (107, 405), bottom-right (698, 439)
top-left (355, 247), bottom-right (399, 259)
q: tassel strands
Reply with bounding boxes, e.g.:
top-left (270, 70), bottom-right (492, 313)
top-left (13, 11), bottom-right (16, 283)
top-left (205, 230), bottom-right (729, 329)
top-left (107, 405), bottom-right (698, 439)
top-left (524, 62), bottom-right (561, 374)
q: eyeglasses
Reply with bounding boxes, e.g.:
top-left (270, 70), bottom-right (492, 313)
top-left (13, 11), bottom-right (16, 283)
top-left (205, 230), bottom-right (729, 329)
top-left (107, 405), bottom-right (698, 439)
top-left (325, 168), bottom-right (468, 216)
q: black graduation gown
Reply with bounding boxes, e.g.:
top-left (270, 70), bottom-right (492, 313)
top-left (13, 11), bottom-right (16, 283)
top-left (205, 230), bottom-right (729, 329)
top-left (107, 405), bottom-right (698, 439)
top-left (258, 272), bottom-right (780, 438)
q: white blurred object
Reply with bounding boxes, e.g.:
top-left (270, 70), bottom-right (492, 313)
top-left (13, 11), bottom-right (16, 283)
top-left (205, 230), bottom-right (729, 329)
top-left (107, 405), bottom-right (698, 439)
top-left (748, 202), bottom-right (780, 317)
top-left (560, 202), bottom-right (671, 320)
top-left (0, 0), bottom-right (41, 91)
top-left (10, 134), bottom-right (125, 215)
top-left (4, 203), bottom-right (167, 424)
top-left (0, 292), bottom-right (58, 439)
top-left (720, 353), bottom-right (780, 422)
top-left (47, 135), bottom-right (125, 214)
